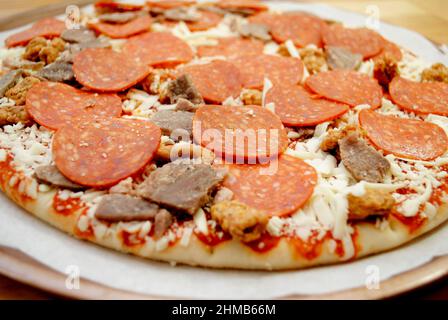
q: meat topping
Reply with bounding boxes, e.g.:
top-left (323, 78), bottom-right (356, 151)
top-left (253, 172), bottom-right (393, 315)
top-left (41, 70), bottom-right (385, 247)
top-left (0, 70), bottom-right (22, 98)
top-left (22, 37), bottom-right (66, 64)
top-left (94, 194), bottom-right (159, 222)
top-left (5, 76), bottom-right (41, 105)
top-left (320, 124), bottom-right (357, 152)
top-left (98, 12), bottom-right (138, 24)
top-left (325, 46), bottom-right (362, 71)
top-left (339, 133), bottom-right (390, 183)
top-left (150, 110), bottom-right (193, 139)
top-left (154, 209), bottom-right (173, 239)
top-left (374, 54), bottom-right (399, 91)
top-left (241, 89), bottom-right (262, 106)
top-left (36, 61), bottom-right (74, 82)
top-left (300, 46), bottom-right (327, 75)
top-left (156, 142), bottom-right (216, 164)
top-left (348, 189), bottom-right (395, 220)
top-left (239, 23), bottom-right (271, 41)
top-left (61, 27), bottom-right (97, 43)
top-left (165, 74), bottom-right (204, 105)
top-left (211, 200), bottom-right (268, 242)
top-left (164, 7), bottom-right (201, 22)
top-left (0, 105), bottom-right (33, 127)
top-left (137, 162), bottom-right (224, 214)
top-left (34, 165), bottom-right (85, 190)
top-left (421, 63), bottom-right (448, 84)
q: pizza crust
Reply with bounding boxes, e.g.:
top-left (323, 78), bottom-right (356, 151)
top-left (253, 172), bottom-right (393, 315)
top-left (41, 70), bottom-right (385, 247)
top-left (2, 172), bottom-right (447, 270)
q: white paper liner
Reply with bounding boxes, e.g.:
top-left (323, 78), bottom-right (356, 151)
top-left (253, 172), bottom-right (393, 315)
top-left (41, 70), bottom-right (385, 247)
top-left (0, 1), bottom-right (447, 299)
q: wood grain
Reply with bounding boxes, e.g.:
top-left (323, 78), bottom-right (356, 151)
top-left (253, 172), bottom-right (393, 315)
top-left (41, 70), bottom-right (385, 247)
top-left (0, 0), bottom-right (446, 300)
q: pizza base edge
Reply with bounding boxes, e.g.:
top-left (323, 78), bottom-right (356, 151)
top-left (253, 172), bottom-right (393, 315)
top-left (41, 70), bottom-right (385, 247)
top-left (2, 172), bottom-right (447, 271)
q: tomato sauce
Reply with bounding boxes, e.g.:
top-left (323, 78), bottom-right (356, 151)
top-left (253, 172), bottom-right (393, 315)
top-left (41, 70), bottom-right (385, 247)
top-left (53, 193), bottom-right (83, 216)
top-left (393, 213), bottom-right (427, 233)
top-left (74, 209), bottom-right (94, 239)
top-left (244, 233), bottom-right (280, 253)
top-left (195, 229), bottom-right (231, 247)
top-left (121, 230), bottom-right (146, 247)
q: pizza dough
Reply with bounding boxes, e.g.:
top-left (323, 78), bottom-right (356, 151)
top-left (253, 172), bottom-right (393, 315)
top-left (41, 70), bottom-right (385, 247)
top-left (0, 0), bottom-right (447, 272)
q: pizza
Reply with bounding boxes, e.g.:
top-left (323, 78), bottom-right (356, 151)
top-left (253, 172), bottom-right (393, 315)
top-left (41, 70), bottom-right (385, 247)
top-left (0, 0), bottom-right (448, 270)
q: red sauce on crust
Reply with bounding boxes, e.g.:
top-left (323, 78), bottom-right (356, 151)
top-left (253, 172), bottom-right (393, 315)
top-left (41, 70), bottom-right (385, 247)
top-left (244, 233), bottom-right (281, 253)
top-left (121, 230), bottom-right (146, 247)
top-left (195, 229), bottom-right (231, 247)
top-left (74, 209), bottom-right (94, 240)
top-left (53, 193), bottom-right (83, 216)
top-left (392, 213), bottom-right (427, 233)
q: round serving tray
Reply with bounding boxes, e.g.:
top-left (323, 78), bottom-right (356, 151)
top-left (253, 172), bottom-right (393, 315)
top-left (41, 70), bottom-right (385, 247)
top-left (0, 0), bottom-right (446, 299)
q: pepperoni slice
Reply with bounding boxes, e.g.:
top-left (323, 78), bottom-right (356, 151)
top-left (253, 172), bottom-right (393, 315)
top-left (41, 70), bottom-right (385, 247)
top-left (223, 155), bottom-right (317, 216)
top-left (389, 77), bottom-right (448, 116)
top-left (323, 24), bottom-right (384, 59)
top-left (248, 11), bottom-right (278, 28)
top-left (270, 13), bottom-right (326, 48)
top-left (146, 0), bottom-right (195, 9)
top-left (305, 70), bottom-right (383, 108)
top-left (359, 110), bottom-right (447, 161)
top-left (94, 1), bottom-right (144, 12)
top-left (193, 105), bottom-right (288, 162)
top-left (178, 60), bottom-right (242, 103)
top-left (89, 15), bottom-right (152, 39)
top-left (187, 11), bottom-right (223, 32)
top-left (217, 0), bottom-right (268, 13)
top-left (265, 84), bottom-right (349, 126)
top-left (374, 38), bottom-right (403, 61)
top-left (53, 118), bottom-right (161, 188)
top-left (26, 82), bottom-right (122, 130)
top-left (197, 37), bottom-right (264, 59)
top-left (123, 32), bottom-right (194, 68)
top-left (73, 48), bottom-right (150, 92)
top-left (230, 54), bottom-right (304, 90)
top-left (5, 18), bottom-right (66, 48)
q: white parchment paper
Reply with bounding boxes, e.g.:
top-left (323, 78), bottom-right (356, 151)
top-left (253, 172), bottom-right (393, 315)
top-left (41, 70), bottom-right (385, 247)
top-left (0, 2), bottom-right (447, 299)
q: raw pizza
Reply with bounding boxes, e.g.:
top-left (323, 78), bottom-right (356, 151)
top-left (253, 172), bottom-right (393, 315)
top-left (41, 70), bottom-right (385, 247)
top-left (0, 0), bottom-right (447, 270)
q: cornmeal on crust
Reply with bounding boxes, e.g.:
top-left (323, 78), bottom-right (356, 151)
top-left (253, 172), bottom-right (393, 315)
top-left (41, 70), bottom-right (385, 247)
top-left (0, 0), bottom-right (448, 270)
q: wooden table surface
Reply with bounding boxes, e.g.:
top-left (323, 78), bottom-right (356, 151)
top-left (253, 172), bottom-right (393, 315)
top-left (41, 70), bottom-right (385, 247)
top-left (0, 0), bottom-right (447, 300)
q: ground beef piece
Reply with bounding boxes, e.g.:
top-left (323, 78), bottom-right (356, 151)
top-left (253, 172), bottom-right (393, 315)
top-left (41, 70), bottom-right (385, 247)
top-left (241, 89), bottom-right (262, 105)
top-left (165, 74), bottom-right (204, 105)
top-left (142, 69), bottom-right (176, 95)
top-left (325, 46), bottom-right (362, 71)
top-left (0, 105), bottom-right (33, 127)
top-left (339, 133), bottom-right (390, 183)
top-left (421, 63), bottom-right (448, 84)
top-left (300, 46), bottom-right (327, 75)
top-left (137, 162), bottom-right (224, 215)
top-left (149, 110), bottom-right (193, 139)
top-left (34, 165), bottom-right (84, 190)
top-left (36, 61), bottom-right (74, 82)
top-left (287, 127), bottom-right (315, 141)
top-left (61, 27), bottom-right (97, 43)
top-left (374, 54), bottom-right (399, 91)
top-left (239, 23), bottom-right (271, 41)
top-left (156, 142), bottom-right (216, 164)
top-left (348, 189), bottom-right (395, 220)
top-left (320, 125), bottom-right (357, 152)
top-left (0, 70), bottom-right (22, 97)
top-left (175, 98), bottom-right (197, 112)
top-left (153, 209), bottom-right (173, 239)
top-left (22, 37), bottom-right (66, 64)
top-left (211, 200), bottom-right (268, 242)
top-left (163, 7), bottom-right (201, 22)
top-left (98, 12), bottom-right (139, 23)
top-left (22, 37), bottom-right (47, 61)
top-left (94, 194), bottom-right (159, 222)
top-left (5, 76), bottom-right (41, 105)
